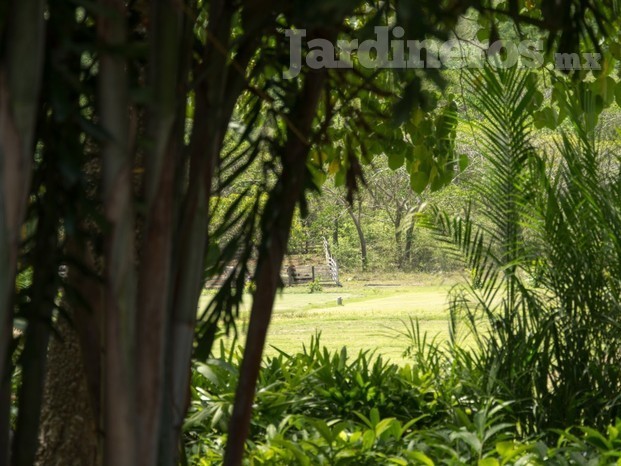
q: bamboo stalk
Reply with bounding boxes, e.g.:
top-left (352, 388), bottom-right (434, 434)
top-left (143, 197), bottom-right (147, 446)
top-left (97, 1), bottom-right (137, 464)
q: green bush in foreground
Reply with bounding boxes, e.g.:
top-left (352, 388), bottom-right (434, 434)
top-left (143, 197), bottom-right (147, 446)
top-left (183, 336), bottom-right (621, 465)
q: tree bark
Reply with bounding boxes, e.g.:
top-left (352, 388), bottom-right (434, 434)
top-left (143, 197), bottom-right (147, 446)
top-left (404, 214), bottom-right (416, 267)
top-left (98, 1), bottom-right (137, 464)
top-left (395, 207), bottom-right (403, 267)
top-left (166, 3), bottom-right (264, 462)
top-left (165, 2), bottom-right (235, 461)
top-left (135, 2), bottom-right (182, 464)
top-left (346, 202), bottom-right (367, 271)
top-left (333, 218), bottom-right (339, 246)
top-left (35, 317), bottom-right (100, 466)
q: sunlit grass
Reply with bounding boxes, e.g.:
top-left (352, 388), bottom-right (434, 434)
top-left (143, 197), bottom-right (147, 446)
top-left (202, 272), bottom-right (465, 363)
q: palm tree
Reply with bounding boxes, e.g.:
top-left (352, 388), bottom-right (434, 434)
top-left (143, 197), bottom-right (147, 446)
top-left (431, 65), bottom-right (621, 432)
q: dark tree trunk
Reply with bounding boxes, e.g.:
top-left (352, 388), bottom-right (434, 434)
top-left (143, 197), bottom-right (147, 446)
top-left (35, 317), bottom-right (100, 466)
top-left (347, 204), bottom-right (367, 271)
top-left (0, 1), bottom-right (46, 462)
top-left (98, 1), bottom-right (138, 463)
top-left (223, 64), bottom-right (329, 466)
top-left (404, 214), bottom-right (416, 267)
top-left (135, 2), bottom-right (182, 464)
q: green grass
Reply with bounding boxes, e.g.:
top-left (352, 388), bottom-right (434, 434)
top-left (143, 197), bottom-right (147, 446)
top-left (204, 272), bottom-right (463, 363)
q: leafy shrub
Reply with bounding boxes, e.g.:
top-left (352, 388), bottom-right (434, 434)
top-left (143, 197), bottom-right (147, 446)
top-left (186, 335), bottom-right (442, 433)
top-left (185, 335), bottom-right (448, 462)
top-left (184, 333), bottom-right (621, 465)
top-left (307, 279), bottom-right (323, 293)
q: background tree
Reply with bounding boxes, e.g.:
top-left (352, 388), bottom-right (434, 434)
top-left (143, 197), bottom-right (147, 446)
top-left (366, 161), bottom-right (425, 268)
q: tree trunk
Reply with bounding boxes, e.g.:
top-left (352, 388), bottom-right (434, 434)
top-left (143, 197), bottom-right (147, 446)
top-left (135, 2), bottom-right (182, 464)
top-left (35, 317), bottom-right (100, 466)
top-left (165, 4), bottom-right (263, 462)
top-left (404, 214), bottom-right (416, 268)
top-left (0, 1), bottom-right (46, 462)
top-left (223, 63), bottom-right (330, 466)
top-left (347, 204), bottom-right (367, 271)
top-left (98, 1), bottom-right (138, 464)
top-left (394, 207), bottom-right (403, 268)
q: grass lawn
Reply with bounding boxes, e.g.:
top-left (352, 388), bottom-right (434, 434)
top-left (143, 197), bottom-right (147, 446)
top-left (204, 272), bottom-right (464, 363)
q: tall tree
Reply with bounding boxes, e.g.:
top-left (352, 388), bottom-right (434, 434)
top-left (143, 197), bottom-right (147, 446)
top-left (0, 2), bottom-right (46, 463)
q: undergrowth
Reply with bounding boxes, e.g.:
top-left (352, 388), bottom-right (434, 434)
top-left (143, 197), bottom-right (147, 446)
top-left (184, 333), bottom-right (621, 465)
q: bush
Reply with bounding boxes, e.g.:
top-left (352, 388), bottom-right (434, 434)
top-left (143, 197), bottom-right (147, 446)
top-left (307, 279), bottom-right (323, 294)
top-left (183, 333), bottom-right (621, 465)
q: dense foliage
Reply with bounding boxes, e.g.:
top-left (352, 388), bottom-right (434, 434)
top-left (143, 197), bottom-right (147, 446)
top-left (185, 58), bottom-right (621, 465)
top-left (184, 334), bottom-right (621, 465)
top-left (427, 65), bottom-right (621, 434)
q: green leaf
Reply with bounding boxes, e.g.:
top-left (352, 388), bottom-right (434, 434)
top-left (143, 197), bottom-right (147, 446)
top-left (495, 441), bottom-right (515, 456)
top-left (533, 107), bottom-right (558, 129)
top-left (412, 145), bottom-right (430, 162)
top-left (591, 76), bottom-right (616, 108)
top-left (407, 451), bottom-right (434, 466)
top-left (410, 170), bottom-right (429, 194)
top-left (495, 440), bottom-right (533, 461)
top-left (581, 427), bottom-right (612, 450)
top-left (361, 429), bottom-right (375, 450)
top-left (478, 459), bottom-right (499, 466)
top-left (334, 170), bottom-right (345, 187)
top-left (195, 363), bottom-right (218, 385)
top-left (388, 150), bottom-right (405, 170)
top-left (375, 418), bottom-right (396, 437)
top-left (531, 90), bottom-right (544, 108)
top-left (370, 407), bottom-right (380, 426)
top-left (330, 421), bottom-right (348, 441)
top-left (312, 419), bottom-right (333, 443)
top-left (354, 411), bottom-right (373, 429)
top-left (451, 431), bottom-right (482, 453)
top-left (454, 408), bottom-right (474, 429)
top-left (328, 159), bottom-right (340, 175)
top-left (307, 159), bottom-right (328, 190)
top-left (459, 154), bottom-right (469, 172)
